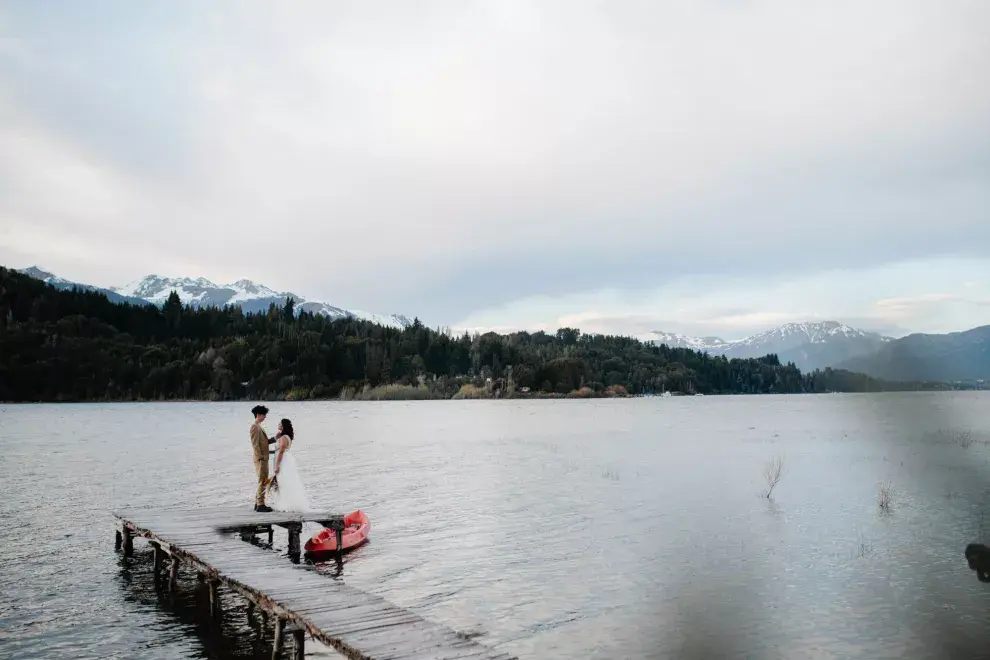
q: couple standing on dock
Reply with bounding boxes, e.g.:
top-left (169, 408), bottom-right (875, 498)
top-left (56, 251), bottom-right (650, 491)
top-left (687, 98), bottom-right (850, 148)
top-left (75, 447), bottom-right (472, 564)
top-left (250, 405), bottom-right (312, 513)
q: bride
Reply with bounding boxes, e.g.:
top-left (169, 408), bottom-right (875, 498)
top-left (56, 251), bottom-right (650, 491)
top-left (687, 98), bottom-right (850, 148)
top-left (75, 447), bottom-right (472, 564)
top-left (267, 418), bottom-right (313, 512)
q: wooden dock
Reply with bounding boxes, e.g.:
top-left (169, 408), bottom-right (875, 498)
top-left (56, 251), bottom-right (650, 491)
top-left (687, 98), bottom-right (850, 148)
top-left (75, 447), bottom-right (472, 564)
top-left (114, 506), bottom-right (515, 660)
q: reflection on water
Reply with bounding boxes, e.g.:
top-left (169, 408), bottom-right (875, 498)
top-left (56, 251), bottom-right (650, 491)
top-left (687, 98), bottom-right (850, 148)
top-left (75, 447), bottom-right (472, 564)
top-left (114, 547), bottom-right (265, 658)
top-left (1, 394), bottom-right (990, 659)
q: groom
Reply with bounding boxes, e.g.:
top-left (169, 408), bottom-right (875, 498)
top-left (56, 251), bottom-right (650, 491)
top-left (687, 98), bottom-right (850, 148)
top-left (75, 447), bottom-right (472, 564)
top-left (250, 405), bottom-right (276, 512)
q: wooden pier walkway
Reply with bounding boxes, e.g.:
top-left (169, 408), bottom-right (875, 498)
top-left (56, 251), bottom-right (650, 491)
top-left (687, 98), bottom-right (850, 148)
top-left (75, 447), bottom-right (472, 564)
top-left (114, 506), bottom-right (515, 660)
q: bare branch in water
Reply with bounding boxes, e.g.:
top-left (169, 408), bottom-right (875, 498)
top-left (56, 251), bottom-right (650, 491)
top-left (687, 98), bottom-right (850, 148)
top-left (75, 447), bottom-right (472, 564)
top-left (764, 455), bottom-right (784, 499)
top-left (878, 480), bottom-right (893, 512)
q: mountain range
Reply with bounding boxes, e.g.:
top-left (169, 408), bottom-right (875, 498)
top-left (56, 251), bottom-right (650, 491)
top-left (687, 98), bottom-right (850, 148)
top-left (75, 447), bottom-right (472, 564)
top-left (650, 322), bottom-right (893, 372)
top-left (651, 321), bottom-right (988, 383)
top-left (16, 266), bottom-right (989, 384)
top-left (18, 267), bottom-right (412, 329)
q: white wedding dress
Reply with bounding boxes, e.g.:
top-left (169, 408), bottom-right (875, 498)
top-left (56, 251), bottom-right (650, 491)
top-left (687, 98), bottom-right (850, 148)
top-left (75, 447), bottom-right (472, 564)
top-left (268, 438), bottom-right (313, 512)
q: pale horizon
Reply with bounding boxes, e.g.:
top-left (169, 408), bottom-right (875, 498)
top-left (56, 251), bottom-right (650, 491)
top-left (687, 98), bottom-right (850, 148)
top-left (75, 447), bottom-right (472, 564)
top-left (17, 260), bottom-right (989, 342)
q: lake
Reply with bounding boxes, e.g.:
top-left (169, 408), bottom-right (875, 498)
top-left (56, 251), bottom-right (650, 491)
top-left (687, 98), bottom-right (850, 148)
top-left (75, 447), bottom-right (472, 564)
top-left (2, 393), bottom-right (990, 659)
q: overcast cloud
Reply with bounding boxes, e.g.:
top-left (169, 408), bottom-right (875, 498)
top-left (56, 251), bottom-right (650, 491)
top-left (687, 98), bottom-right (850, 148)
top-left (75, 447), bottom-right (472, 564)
top-left (1, 0), bottom-right (988, 338)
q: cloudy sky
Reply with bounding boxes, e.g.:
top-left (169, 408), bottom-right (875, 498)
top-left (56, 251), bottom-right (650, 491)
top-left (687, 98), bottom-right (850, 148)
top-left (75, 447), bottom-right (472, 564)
top-left (1, 1), bottom-right (988, 340)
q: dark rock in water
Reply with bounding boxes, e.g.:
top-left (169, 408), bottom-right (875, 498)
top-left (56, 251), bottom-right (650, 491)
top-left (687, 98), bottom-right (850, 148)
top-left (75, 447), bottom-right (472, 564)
top-left (964, 543), bottom-right (990, 582)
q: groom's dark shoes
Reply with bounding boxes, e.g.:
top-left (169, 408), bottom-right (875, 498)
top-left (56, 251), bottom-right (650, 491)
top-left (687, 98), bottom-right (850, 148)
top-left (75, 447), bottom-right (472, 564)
top-left (254, 504), bottom-right (273, 512)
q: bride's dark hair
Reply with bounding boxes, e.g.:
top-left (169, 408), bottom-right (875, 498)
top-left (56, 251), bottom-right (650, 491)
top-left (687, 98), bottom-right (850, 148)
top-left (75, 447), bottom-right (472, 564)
top-left (279, 418), bottom-right (294, 440)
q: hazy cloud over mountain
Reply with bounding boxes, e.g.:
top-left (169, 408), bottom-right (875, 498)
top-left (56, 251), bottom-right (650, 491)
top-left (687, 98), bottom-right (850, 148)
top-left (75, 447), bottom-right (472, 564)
top-left (1, 1), bottom-right (988, 336)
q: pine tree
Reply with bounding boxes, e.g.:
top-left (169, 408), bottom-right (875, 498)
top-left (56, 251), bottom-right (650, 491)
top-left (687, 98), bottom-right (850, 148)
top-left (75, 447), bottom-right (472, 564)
top-left (163, 290), bottom-right (182, 330)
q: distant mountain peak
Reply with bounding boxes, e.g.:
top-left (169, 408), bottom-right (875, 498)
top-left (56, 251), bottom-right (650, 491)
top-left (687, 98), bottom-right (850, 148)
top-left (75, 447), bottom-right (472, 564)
top-left (19, 266), bottom-right (63, 283)
top-left (18, 266), bottom-right (150, 307)
top-left (117, 273), bottom-right (412, 328)
top-left (650, 331), bottom-right (731, 352)
top-left (20, 265), bottom-right (48, 275)
top-left (112, 274), bottom-right (222, 305)
top-left (650, 320), bottom-right (894, 372)
top-left (20, 267), bottom-right (412, 330)
top-left (735, 320), bottom-right (886, 347)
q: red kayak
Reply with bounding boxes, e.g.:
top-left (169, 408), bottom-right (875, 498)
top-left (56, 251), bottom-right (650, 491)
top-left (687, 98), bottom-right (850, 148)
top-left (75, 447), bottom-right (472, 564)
top-left (304, 509), bottom-right (370, 554)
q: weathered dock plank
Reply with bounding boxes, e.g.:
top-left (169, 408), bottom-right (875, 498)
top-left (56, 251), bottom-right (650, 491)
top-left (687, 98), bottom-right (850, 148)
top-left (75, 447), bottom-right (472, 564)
top-left (113, 506), bottom-right (514, 660)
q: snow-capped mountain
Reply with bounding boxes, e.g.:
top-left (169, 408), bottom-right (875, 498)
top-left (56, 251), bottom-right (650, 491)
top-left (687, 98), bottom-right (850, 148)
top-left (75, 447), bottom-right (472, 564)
top-left (650, 332), bottom-right (733, 353)
top-left (723, 322), bottom-right (890, 355)
top-left (21, 268), bottom-right (413, 329)
top-left (113, 275), bottom-right (231, 305)
top-left (20, 266), bottom-right (72, 287)
top-left (111, 274), bottom-right (412, 328)
top-left (18, 266), bottom-right (152, 307)
top-left (650, 321), bottom-right (894, 371)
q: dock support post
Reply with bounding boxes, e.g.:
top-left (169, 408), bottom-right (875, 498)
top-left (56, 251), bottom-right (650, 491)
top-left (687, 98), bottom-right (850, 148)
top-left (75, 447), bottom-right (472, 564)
top-left (326, 517), bottom-right (345, 560)
top-left (272, 618), bottom-right (285, 660)
top-left (168, 556), bottom-right (179, 591)
top-left (152, 543), bottom-right (163, 578)
top-left (268, 526), bottom-right (274, 545)
top-left (287, 622), bottom-right (305, 660)
top-left (287, 524), bottom-right (301, 559)
top-left (122, 526), bottom-right (133, 557)
top-left (209, 579), bottom-right (220, 618)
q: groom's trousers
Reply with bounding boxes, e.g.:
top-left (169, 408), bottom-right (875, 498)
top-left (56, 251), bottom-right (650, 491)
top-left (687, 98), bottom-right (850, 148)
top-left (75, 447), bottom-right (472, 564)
top-left (254, 457), bottom-right (269, 506)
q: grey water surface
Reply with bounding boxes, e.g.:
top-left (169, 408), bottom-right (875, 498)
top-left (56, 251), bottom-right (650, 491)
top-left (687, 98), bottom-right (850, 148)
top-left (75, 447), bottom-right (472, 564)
top-left (2, 393), bottom-right (989, 659)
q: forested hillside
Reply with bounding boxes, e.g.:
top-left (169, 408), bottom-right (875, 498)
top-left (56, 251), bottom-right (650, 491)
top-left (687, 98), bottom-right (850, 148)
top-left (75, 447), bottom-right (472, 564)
top-left (0, 267), bottom-right (944, 402)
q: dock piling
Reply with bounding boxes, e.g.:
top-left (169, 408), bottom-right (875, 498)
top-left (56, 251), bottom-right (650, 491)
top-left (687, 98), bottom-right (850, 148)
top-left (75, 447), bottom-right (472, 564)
top-left (209, 579), bottom-right (221, 618)
top-left (324, 517), bottom-right (346, 560)
top-left (120, 524), bottom-right (133, 557)
top-left (285, 621), bottom-right (305, 660)
top-left (286, 523), bottom-right (301, 558)
top-left (152, 542), bottom-right (163, 578)
top-left (272, 617), bottom-right (285, 660)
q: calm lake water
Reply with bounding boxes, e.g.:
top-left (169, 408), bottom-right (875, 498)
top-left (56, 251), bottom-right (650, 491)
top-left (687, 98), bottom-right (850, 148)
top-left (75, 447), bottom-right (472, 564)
top-left (2, 393), bottom-right (990, 659)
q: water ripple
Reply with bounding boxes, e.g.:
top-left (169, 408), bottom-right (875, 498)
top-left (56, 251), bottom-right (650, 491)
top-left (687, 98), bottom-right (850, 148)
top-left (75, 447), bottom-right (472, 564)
top-left (2, 395), bottom-right (990, 658)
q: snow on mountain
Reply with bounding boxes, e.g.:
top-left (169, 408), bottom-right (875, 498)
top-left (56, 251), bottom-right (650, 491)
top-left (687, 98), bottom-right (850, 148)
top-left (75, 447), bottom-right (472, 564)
top-left (112, 275), bottom-right (223, 305)
top-left (19, 266), bottom-right (73, 287)
top-left (649, 321), bottom-right (894, 371)
top-left (727, 321), bottom-right (890, 354)
top-left (18, 267), bottom-right (412, 329)
top-left (347, 310), bottom-right (414, 328)
top-left (649, 332), bottom-right (732, 352)
top-left (226, 279), bottom-right (283, 304)
top-left (109, 273), bottom-right (412, 329)
top-left (18, 266), bottom-right (152, 307)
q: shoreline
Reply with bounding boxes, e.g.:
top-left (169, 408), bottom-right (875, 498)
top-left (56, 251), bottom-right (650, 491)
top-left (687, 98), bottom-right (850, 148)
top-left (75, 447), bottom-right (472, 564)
top-left (2, 390), bottom-right (980, 405)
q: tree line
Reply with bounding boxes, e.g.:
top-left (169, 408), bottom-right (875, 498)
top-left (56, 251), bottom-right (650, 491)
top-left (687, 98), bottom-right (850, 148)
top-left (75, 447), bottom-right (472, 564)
top-left (0, 267), bottom-right (946, 402)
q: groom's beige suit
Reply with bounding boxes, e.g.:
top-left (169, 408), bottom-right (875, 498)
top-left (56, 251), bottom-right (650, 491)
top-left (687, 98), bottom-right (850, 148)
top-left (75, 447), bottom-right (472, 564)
top-left (250, 421), bottom-right (271, 507)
